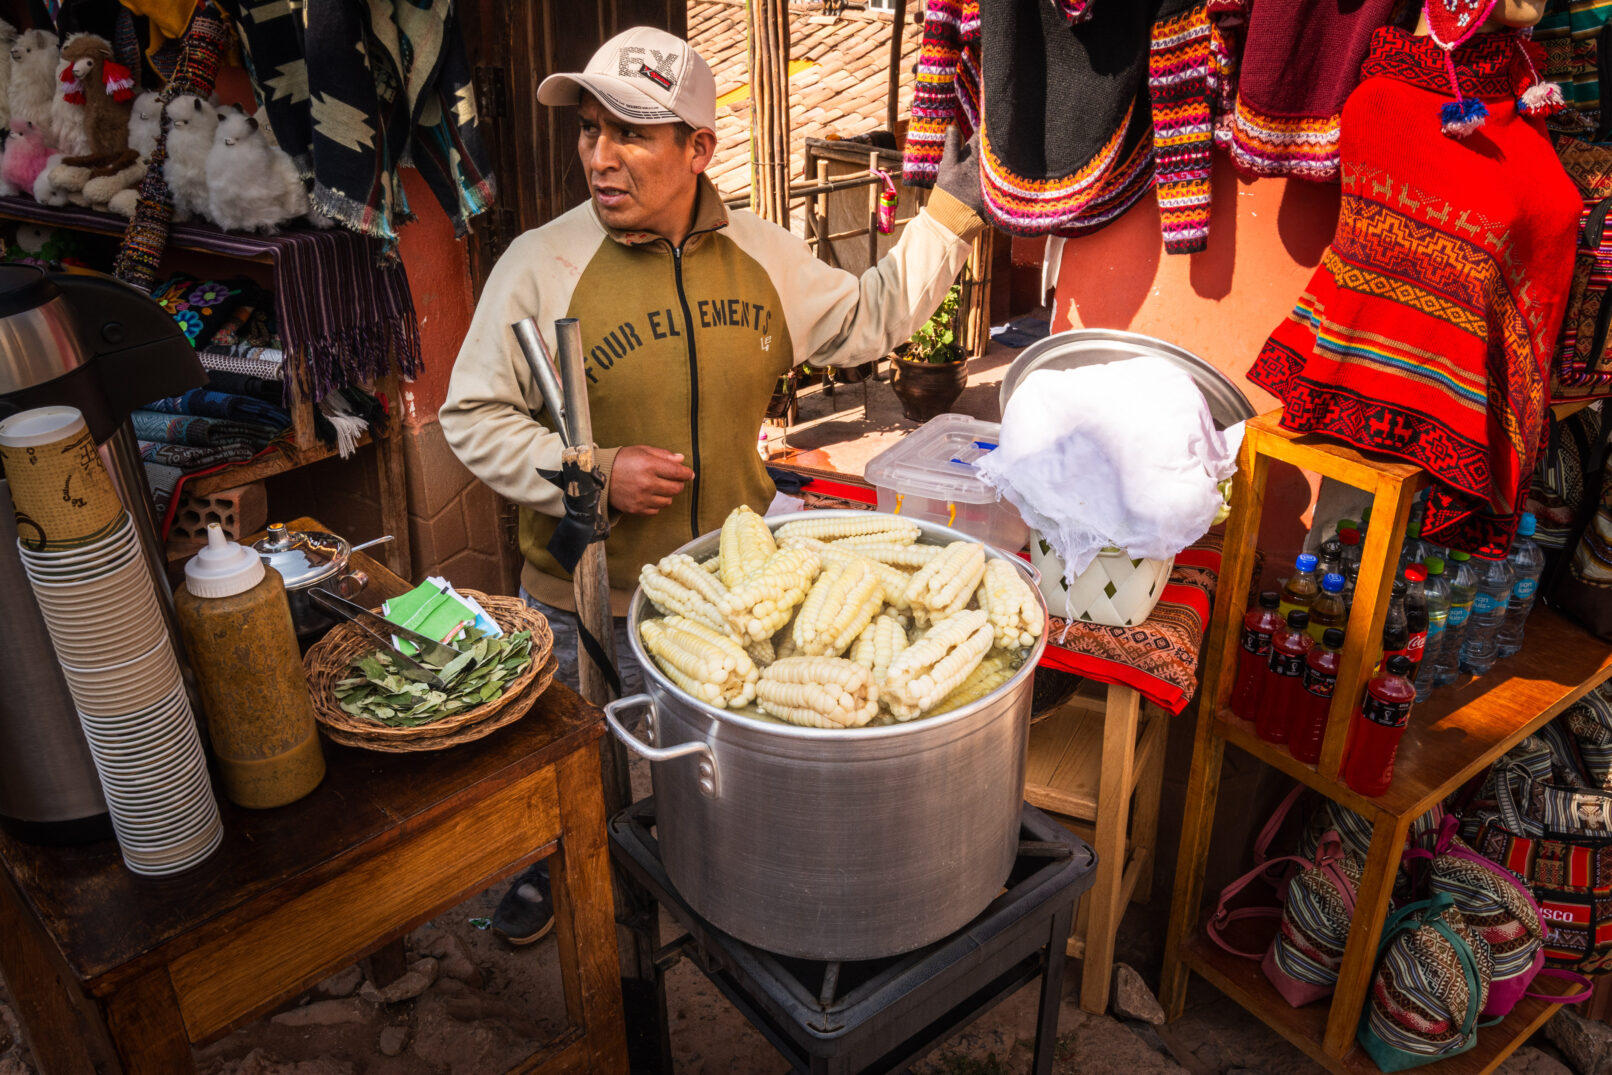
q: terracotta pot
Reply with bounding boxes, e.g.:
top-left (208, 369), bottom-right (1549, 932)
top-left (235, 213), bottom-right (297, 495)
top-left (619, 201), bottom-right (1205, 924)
top-left (891, 354), bottom-right (966, 422)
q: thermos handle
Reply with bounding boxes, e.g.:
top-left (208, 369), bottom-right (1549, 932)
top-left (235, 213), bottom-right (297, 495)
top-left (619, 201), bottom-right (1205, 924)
top-left (604, 693), bottom-right (721, 798)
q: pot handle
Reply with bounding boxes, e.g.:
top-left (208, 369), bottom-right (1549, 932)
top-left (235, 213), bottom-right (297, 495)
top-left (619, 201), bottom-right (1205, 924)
top-left (604, 694), bottom-right (721, 798)
top-left (336, 571), bottom-right (369, 599)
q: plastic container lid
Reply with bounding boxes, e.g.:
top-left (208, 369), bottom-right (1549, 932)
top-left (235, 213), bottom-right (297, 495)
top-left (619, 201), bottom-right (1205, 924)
top-left (1518, 512), bottom-right (1537, 537)
top-left (1322, 572), bottom-right (1345, 592)
top-left (1404, 565), bottom-right (1427, 583)
top-left (1449, 550), bottom-right (1472, 561)
top-left (862, 414), bottom-right (1007, 505)
top-left (1322, 628), bottom-right (1345, 647)
top-left (1386, 655), bottom-right (1413, 677)
top-left (1259, 592), bottom-right (1280, 609)
top-left (1296, 553), bottom-right (1318, 572)
top-left (1337, 518), bottom-right (1358, 532)
top-left (185, 523), bottom-right (265, 598)
top-left (1286, 609), bottom-right (1310, 627)
top-left (1338, 527), bottom-right (1360, 545)
top-left (1425, 556), bottom-right (1445, 575)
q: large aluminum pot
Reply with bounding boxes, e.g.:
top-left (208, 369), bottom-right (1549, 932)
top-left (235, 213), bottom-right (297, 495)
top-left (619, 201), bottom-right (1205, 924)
top-left (606, 510), bottom-right (1047, 961)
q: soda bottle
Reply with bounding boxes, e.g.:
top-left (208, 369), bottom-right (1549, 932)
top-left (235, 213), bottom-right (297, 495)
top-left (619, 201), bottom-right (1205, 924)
top-left (1290, 627), bottom-right (1345, 765)
top-left (1341, 655), bottom-right (1417, 796)
top-left (1339, 527), bottom-right (1364, 607)
top-left (1308, 572), bottom-right (1348, 642)
top-left (1379, 579), bottom-right (1409, 671)
top-left (1230, 592), bottom-right (1284, 721)
top-left (1434, 551), bottom-right (1477, 687)
top-left (1279, 554), bottom-right (1321, 620)
top-left (1402, 565), bottom-right (1429, 674)
top-left (1496, 512), bottom-right (1546, 659)
top-left (1398, 519), bottom-right (1426, 572)
top-left (1460, 552), bottom-right (1515, 677)
top-left (1414, 557), bottom-right (1450, 703)
top-left (1257, 610), bottom-right (1314, 745)
top-left (1317, 537), bottom-right (1344, 581)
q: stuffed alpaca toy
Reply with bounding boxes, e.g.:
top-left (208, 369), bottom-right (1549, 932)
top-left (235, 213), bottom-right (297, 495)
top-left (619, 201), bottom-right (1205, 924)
top-left (48, 34), bottom-right (136, 203)
top-left (35, 57), bottom-right (88, 205)
top-left (0, 118), bottom-right (53, 196)
top-left (0, 21), bottom-right (18, 133)
top-left (162, 95), bottom-right (216, 222)
top-left (8, 30), bottom-right (57, 132)
top-left (103, 91), bottom-right (159, 217)
top-left (206, 106), bottom-right (310, 231)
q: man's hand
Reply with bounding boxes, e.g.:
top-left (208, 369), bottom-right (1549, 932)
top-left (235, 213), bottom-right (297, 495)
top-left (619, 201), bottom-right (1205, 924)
top-left (934, 127), bottom-right (983, 217)
top-left (609, 445), bottom-right (695, 515)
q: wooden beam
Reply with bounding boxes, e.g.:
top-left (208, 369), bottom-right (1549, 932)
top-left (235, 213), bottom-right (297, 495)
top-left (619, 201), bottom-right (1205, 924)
top-left (748, 0), bottom-right (791, 225)
top-left (886, 0), bottom-right (908, 134)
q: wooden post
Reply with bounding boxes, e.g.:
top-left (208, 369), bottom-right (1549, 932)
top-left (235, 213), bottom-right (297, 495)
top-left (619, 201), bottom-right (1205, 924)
top-left (747, 0), bottom-right (791, 226)
top-left (962, 229), bottom-right (994, 358)
top-left (885, 0), bottom-right (908, 134)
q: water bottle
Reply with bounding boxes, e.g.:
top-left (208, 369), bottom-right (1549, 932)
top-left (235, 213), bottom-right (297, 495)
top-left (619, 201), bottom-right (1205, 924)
top-left (1398, 519), bottom-right (1434, 573)
top-left (1339, 526), bottom-right (1363, 608)
top-left (1278, 554), bottom-right (1321, 620)
top-left (1460, 552), bottom-right (1515, 677)
top-left (1414, 557), bottom-right (1450, 703)
top-left (1307, 572), bottom-right (1348, 643)
top-left (1496, 512), bottom-right (1546, 659)
top-left (1317, 537), bottom-right (1344, 582)
top-left (1434, 551), bottom-right (1477, 687)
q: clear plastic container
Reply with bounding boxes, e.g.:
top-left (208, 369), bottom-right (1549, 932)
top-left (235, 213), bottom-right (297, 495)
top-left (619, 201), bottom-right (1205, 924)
top-left (863, 413), bottom-right (1030, 551)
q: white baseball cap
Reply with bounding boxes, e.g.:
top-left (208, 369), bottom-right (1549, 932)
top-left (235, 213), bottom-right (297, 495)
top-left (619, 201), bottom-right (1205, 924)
top-left (537, 27), bottom-right (716, 132)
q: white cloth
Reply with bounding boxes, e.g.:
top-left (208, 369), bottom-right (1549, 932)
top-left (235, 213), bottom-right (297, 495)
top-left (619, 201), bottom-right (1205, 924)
top-left (977, 356), bottom-right (1242, 578)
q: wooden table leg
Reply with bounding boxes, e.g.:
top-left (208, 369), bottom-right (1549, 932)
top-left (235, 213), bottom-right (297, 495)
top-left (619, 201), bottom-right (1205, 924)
top-left (102, 969), bottom-right (195, 1074)
top-left (1128, 705), bottom-right (1169, 904)
top-left (1322, 813), bottom-right (1412, 1059)
top-left (549, 745), bottom-right (629, 1073)
top-left (373, 371), bottom-right (412, 580)
top-left (1079, 684), bottom-right (1140, 1015)
top-left (363, 937), bottom-right (408, 988)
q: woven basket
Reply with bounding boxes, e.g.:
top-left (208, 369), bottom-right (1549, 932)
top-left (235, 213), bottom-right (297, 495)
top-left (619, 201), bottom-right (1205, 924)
top-left (1030, 537), bottom-right (1173, 628)
top-left (303, 590), bottom-right (555, 752)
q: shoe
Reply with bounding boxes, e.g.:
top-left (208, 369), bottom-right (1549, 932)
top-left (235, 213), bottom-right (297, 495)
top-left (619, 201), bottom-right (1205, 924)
top-left (491, 862), bottom-right (555, 946)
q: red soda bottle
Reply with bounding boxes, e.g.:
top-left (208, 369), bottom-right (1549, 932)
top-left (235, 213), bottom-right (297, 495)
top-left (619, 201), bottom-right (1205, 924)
top-left (1230, 592), bottom-right (1283, 721)
top-left (1289, 628), bottom-right (1344, 764)
top-left (1256, 610), bottom-right (1313, 745)
top-left (1341, 655), bottom-right (1416, 796)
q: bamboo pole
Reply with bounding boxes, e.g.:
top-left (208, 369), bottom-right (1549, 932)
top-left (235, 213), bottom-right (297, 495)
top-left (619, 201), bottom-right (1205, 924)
top-left (885, 0), bottom-right (908, 134)
top-left (962, 229), bottom-right (994, 358)
top-left (748, 0), bottom-right (791, 226)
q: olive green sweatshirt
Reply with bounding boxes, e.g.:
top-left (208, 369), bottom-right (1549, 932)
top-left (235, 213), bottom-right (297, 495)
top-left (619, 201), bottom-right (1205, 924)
top-left (439, 175), bottom-right (982, 614)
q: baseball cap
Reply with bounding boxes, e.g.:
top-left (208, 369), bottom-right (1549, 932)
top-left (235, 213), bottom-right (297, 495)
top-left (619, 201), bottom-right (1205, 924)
top-left (537, 27), bottom-right (716, 131)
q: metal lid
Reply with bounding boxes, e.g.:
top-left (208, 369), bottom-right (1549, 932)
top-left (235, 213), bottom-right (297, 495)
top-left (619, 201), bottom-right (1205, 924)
top-left (0, 265), bottom-right (60, 320)
top-left (251, 522), bottom-right (349, 588)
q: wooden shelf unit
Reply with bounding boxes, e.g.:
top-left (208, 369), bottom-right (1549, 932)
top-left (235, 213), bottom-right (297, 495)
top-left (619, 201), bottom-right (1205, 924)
top-left (1160, 411), bottom-right (1612, 1072)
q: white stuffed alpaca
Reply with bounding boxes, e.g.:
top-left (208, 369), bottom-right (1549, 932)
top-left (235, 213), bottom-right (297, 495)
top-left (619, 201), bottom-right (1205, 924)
top-left (102, 90), bottom-right (158, 217)
top-left (205, 105), bottom-right (308, 232)
top-left (34, 56), bottom-right (89, 204)
top-left (162, 94), bottom-right (215, 222)
top-left (8, 30), bottom-right (57, 131)
top-left (0, 21), bottom-right (18, 133)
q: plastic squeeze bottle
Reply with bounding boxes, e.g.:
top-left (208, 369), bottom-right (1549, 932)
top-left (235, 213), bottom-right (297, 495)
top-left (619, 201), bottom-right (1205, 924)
top-left (1279, 554), bottom-right (1321, 619)
top-left (1290, 627), bottom-right (1345, 765)
top-left (1231, 592), bottom-right (1284, 721)
top-left (1257, 610), bottom-right (1313, 745)
top-left (1496, 512), bottom-right (1546, 659)
top-left (175, 523), bottom-right (326, 808)
top-left (1414, 557), bottom-right (1450, 703)
top-left (1434, 551), bottom-right (1477, 687)
top-left (1341, 655), bottom-right (1417, 797)
top-left (1308, 572), bottom-right (1348, 643)
top-left (1460, 552), bottom-right (1515, 677)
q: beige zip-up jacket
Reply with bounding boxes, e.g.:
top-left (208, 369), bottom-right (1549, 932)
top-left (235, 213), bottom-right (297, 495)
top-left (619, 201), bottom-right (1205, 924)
top-left (440, 174), bottom-right (982, 614)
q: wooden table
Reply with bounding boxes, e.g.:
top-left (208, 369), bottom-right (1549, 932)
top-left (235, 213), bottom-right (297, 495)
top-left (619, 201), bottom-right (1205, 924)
top-left (0, 527), bottom-right (627, 1073)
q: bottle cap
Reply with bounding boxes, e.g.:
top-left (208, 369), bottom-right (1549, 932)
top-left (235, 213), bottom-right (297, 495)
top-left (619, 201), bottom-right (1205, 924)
top-left (1322, 572), bottom-right (1345, 592)
top-left (1449, 550), bottom-right (1471, 561)
top-left (1405, 565), bottom-right (1427, 583)
top-left (1339, 527), bottom-right (1360, 546)
top-left (1392, 579), bottom-right (1407, 597)
top-left (1322, 628), bottom-right (1345, 647)
top-left (1518, 512), bottom-right (1537, 538)
top-left (1362, 506), bottom-right (1373, 526)
top-left (1287, 609), bottom-right (1309, 628)
top-left (184, 523), bottom-right (265, 599)
top-left (1258, 591), bottom-right (1280, 609)
top-left (1296, 553), bottom-right (1319, 572)
top-left (1408, 519), bottom-right (1421, 538)
top-left (1337, 518), bottom-right (1358, 533)
top-left (1424, 556), bottom-right (1445, 575)
top-left (1320, 537), bottom-right (1342, 554)
top-left (1386, 655), bottom-right (1413, 677)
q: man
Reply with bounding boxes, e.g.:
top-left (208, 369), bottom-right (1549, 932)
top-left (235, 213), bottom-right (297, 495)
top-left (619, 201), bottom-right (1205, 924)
top-left (440, 26), bottom-right (983, 944)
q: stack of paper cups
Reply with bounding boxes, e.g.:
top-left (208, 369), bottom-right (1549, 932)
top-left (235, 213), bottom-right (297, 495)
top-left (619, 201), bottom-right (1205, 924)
top-left (1, 406), bottom-right (222, 876)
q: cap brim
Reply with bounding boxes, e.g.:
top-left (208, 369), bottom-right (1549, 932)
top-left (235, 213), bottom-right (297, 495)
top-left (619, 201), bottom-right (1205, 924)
top-left (536, 73), bottom-right (680, 125)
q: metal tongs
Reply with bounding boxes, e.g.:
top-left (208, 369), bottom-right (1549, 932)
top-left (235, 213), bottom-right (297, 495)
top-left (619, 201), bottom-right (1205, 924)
top-left (308, 588), bottom-right (462, 689)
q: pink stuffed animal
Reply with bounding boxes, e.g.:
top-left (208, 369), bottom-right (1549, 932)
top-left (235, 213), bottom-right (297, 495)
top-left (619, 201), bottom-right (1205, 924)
top-left (0, 118), bottom-right (53, 196)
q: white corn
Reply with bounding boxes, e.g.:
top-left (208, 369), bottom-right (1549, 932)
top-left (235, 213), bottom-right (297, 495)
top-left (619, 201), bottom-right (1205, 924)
top-left (978, 558), bottom-right (1043, 650)
top-left (902, 541), bottom-right (986, 625)
top-left (717, 545), bottom-right (822, 641)
top-left (718, 505), bottom-right (777, 588)
top-left (640, 615), bottom-right (758, 707)
top-left (640, 553), bottom-right (731, 634)
top-left (838, 541), bottom-right (940, 568)
top-left (883, 608), bottom-right (994, 719)
top-left (756, 656), bottom-right (880, 728)
top-left (930, 653), bottom-right (1017, 714)
top-left (792, 557), bottom-right (884, 657)
top-left (779, 536), bottom-right (912, 612)
top-left (775, 514), bottom-right (920, 545)
top-left (850, 613), bottom-right (909, 683)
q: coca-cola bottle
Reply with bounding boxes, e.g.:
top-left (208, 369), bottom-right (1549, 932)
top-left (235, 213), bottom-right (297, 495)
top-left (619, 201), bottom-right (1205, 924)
top-left (1402, 566), bottom-right (1429, 674)
top-left (1341, 655), bottom-right (1417, 796)
top-left (1289, 627), bottom-right (1344, 765)
top-left (1230, 592), bottom-right (1283, 721)
top-left (1256, 610), bottom-right (1313, 745)
top-left (1378, 578), bottom-right (1409, 673)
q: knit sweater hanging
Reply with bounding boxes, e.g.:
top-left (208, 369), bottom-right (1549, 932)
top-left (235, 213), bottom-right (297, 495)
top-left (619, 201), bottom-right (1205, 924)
top-left (1250, 27), bottom-right (1581, 558)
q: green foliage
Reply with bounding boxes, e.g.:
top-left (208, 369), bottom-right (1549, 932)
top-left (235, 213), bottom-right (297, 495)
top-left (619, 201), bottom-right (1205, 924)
top-left (906, 284), bottom-right (964, 364)
top-left (333, 628), bottom-right (534, 727)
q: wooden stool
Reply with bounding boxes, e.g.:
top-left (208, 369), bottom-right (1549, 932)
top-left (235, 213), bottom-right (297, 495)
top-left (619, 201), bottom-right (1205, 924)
top-left (1024, 680), bottom-right (1169, 1014)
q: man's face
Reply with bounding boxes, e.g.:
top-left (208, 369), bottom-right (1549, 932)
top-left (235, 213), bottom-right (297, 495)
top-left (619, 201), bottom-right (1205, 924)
top-left (578, 95), bottom-right (705, 238)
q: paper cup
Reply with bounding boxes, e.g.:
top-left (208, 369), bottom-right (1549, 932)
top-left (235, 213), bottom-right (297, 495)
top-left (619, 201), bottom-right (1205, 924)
top-left (0, 407), bottom-right (124, 553)
top-left (17, 515), bottom-right (136, 566)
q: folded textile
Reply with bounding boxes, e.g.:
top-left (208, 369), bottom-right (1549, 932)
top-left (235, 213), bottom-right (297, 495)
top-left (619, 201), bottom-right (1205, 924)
top-left (143, 388), bottom-right (291, 428)
top-left (144, 460), bottom-right (183, 520)
top-left (204, 370), bottom-right (285, 404)
top-left (139, 440), bottom-right (258, 468)
top-left (151, 275), bottom-right (261, 348)
top-left (198, 346), bottom-right (284, 382)
top-left (130, 410), bottom-right (286, 447)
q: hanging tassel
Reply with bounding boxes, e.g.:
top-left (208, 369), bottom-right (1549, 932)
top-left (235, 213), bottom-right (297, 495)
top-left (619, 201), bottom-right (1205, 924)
top-left (1441, 96), bottom-right (1489, 136)
top-left (1519, 80), bottom-right (1566, 116)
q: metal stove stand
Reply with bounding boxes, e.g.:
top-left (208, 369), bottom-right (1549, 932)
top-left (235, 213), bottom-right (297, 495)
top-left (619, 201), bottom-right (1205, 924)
top-left (609, 800), bottom-right (1097, 1075)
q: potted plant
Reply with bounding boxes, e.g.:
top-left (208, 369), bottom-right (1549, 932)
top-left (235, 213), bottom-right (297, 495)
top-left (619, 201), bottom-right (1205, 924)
top-left (890, 284), bottom-right (966, 422)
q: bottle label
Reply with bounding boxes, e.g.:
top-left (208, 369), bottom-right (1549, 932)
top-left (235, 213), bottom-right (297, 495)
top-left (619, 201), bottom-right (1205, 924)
top-left (1269, 650), bottom-right (1307, 678)
top-left (1362, 693), bottom-right (1412, 729)
top-left (1473, 592), bottom-right (1502, 615)
top-left (1303, 666), bottom-right (1337, 699)
top-left (1428, 611), bottom-right (1448, 635)
top-left (1240, 625), bottom-right (1272, 656)
top-left (1515, 578), bottom-right (1539, 600)
top-left (1448, 604), bottom-right (1473, 628)
top-left (1406, 632), bottom-right (1427, 660)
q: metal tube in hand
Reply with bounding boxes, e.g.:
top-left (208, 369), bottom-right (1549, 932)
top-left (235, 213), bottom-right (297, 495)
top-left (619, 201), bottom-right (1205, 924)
top-left (554, 318), bottom-right (593, 449)
top-left (511, 318), bottom-right (570, 446)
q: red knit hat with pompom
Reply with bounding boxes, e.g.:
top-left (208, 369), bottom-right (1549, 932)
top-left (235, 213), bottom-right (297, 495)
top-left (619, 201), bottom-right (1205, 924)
top-left (1423, 0), bottom-right (1564, 135)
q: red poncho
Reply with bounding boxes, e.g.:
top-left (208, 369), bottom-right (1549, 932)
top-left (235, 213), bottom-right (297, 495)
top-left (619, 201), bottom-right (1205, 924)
top-left (1251, 27), bottom-right (1580, 558)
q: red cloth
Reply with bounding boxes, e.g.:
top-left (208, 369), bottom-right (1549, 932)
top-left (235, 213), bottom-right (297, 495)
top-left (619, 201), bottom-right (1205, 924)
top-left (1251, 27), bottom-right (1581, 558)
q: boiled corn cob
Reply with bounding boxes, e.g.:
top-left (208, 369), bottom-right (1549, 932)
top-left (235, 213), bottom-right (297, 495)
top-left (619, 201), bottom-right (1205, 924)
top-left (850, 613), bottom-right (909, 683)
top-left (640, 553), bottom-right (731, 633)
top-left (775, 514), bottom-right (920, 546)
top-left (792, 557), bottom-right (884, 657)
top-left (756, 656), bottom-right (880, 728)
top-left (902, 541), bottom-right (986, 625)
top-left (718, 545), bottom-right (822, 641)
top-left (719, 505), bottom-right (777, 588)
top-left (838, 541), bottom-right (939, 568)
top-left (930, 653), bottom-right (1017, 714)
top-left (745, 636), bottom-right (776, 667)
top-left (883, 608), bottom-right (994, 719)
top-left (831, 523), bottom-right (922, 548)
top-left (780, 536), bottom-right (912, 611)
top-left (639, 616), bottom-right (759, 707)
top-left (979, 558), bottom-right (1043, 650)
